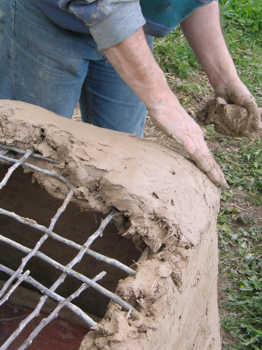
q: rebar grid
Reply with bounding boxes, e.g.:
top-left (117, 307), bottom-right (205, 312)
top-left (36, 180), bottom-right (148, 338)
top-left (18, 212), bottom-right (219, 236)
top-left (0, 144), bottom-right (136, 350)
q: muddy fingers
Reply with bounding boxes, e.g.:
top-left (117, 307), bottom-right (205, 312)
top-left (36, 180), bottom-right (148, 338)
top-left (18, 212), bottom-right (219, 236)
top-left (243, 97), bottom-right (260, 133)
top-left (190, 150), bottom-right (228, 189)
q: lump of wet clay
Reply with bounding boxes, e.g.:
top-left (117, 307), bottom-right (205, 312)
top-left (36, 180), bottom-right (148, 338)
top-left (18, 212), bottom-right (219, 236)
top-left (205, 97), bottom-right (262, 139)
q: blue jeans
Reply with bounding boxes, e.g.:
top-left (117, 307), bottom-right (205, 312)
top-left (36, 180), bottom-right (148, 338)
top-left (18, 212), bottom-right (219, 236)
top-left (0, 0), bottom-right (153, 137)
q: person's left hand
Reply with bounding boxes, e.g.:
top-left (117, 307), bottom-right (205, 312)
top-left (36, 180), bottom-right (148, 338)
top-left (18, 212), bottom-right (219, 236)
top-left (215, 78), bottom-right (260, 137)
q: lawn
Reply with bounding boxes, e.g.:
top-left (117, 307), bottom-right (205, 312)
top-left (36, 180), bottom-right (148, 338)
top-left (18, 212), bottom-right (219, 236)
top-left (153, 1), bottom-right (262, 349)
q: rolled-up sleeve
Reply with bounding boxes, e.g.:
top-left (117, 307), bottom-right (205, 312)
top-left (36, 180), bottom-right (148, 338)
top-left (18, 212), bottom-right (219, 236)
top-left (90, 2), bottom-right (145, 50)
top-left (59, 0), bottom-right (146, 50)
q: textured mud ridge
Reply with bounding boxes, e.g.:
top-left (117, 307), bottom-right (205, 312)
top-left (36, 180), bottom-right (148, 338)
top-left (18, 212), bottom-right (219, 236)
top-left (0, 100), bottom-right (221, 350)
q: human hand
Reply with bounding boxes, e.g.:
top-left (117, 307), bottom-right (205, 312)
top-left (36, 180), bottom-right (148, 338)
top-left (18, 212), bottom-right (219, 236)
top-left (104, 28), bottom-right (227, 187)
top-left (149, 96), bottom-right (228, 188)
top-left (215, 78), bottom-right (260, 138)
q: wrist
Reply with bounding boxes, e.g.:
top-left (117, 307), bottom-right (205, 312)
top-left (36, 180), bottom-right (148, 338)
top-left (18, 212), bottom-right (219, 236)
top-left (208, 67), bottom-right (240, 91)
top-left (147, 90), bottom-right (183, 119)
top-left (147, 92), bottom-right (193, 141)
top-left (213, 75), bottom-right (243, 98)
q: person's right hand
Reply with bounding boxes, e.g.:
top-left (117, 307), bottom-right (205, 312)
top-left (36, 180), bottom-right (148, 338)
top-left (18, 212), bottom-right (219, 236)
top-left (148, 94), bottom-right (228, 188)
top-left (105, 28), bottom-right (227, 188)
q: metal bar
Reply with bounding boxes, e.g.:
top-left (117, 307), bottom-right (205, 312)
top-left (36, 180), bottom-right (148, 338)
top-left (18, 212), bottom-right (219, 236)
top-left (0, 150), bottom-right (32, 191)
top-left (0, 189), bottom-right (75, 301)
top-left (18, 283), bottom-right (91, 350)
top-left (82, 247), bottom-right (135, 275)
top-left (0, 197), bottom-right (110, 344)
top-left (0, 144), bottom-right (56, 163)
top-left (49, 188), bottom-right (75, 230)
top-left (46, 211), bottom-right (117, 293)
top-left (0, 265), bottom-right (99, 326)
top-left (0, 208), bottom-right (135, 275)
top-left (84, 209), bottom-right (116, 248)
top-left (0, 207), bottom-right (91, 251)
top-left (0, 153), bottom-right (70, 185)
top-left (0, 234), bottom-right (135, 312)
top-left (0, 271), bottom-right (106, 350)
top-left (28, 210), bottom-right (118, 328)
top-left (0, 271), bottom-right (30, 306)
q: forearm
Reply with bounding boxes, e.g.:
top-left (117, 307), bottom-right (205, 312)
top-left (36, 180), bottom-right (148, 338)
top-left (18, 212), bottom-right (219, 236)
top-left (104, 28), bottom-right (185, 121)
top-left (181, 1), bottom-right (239, 88)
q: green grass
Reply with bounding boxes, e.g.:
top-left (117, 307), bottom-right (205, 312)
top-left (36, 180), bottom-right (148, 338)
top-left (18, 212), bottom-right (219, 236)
top-left (153, 1), bottom-right (262, 349)
top-left (220, 0), bottom-right (262, 41)
top-left (219, 220), bottom-right (262, 349)
top-left (215, 141), bottom-right (262, 205)
top-left (215, 138), bottom-right (262, 349)
top-left (154, 31), bottom-right (200, 78)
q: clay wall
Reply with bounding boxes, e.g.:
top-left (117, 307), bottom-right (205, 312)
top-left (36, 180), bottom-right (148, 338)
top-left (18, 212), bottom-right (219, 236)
top-left (0, 100), bottom-right (221, 350)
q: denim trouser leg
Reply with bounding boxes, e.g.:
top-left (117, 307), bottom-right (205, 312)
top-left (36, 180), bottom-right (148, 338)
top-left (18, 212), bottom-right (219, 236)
top-left (0, 0), bottom-right (153, 137)
top-left (80, 59), bottom-right (147, 138)
top-left (0, 1), bottom-right (12, 99)
top-left (0, 0), bottom-right (91, 117)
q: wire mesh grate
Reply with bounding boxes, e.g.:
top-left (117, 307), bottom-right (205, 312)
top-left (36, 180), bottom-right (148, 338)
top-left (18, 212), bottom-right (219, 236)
top-left (0, 144), bottom-right (136, 350)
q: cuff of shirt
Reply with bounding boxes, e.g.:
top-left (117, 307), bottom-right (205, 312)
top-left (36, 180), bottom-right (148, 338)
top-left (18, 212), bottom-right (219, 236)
top-left (89, 2), bottom-right (145, 51)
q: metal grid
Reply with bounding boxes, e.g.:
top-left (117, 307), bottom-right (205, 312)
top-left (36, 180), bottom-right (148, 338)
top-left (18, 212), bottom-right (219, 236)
top-left (0, 144), bottom-right (136, 350)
